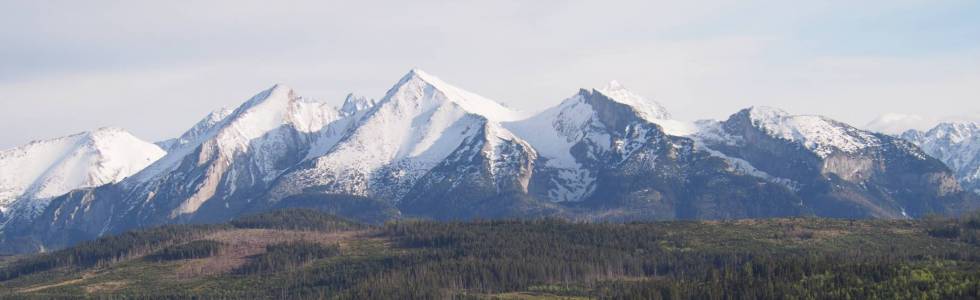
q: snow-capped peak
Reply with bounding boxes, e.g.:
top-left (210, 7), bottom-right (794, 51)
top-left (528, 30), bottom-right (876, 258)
top-left (746, 106), bottom-right (790, 121)
top-left (130, 84), bottom-right (340, 183)
top-left (903, 121), bottom-right (980, 193)
top-left (595, 80), bottom-right (671, 120)
top-left (743, 106), bottom-right (880, 157)
top-left (201, 84), bottom-right (341, 146)
top-left (590, 81), bottom-right (697, 136)
top-left (268, 69), bottom-right (528, 202)
top-left (174, 84), bottom-right (295, 152)
top-left (0, 128), bottom-right (165, 210)
top-left (340, 93), bottom-right (375, 116)
top-left (603, 80), bottom-right (627, 91)
top-left (386, 69), bottom-right (523, 122)
top-left (926, 122), bottom-right (980, 143)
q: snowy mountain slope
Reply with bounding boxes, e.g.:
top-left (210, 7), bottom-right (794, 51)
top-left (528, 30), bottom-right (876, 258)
top-left (0, 128), bottom-right (165, 214)
top-left (269, 69), bottom-right (526, 203)
top-left (303, 94), bottom-right (377, 160)
top-left (902, 122), bottom-right (980, 194)
top-left (122, 84), bottom-right (344, 220)
top-left (504, 86), bottom-right (806, 220)
top-left (1, 85), bottom-right (382, 251)
top-left (505, 90), bottom-right (605, 202)
top-left (5, 71), bottom-right (525, 251)
top-left (397, 121), bottom-right (550, 220)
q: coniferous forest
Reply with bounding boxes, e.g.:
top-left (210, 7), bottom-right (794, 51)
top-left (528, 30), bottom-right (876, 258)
top-left (0, 209), bottom-right (977, 299)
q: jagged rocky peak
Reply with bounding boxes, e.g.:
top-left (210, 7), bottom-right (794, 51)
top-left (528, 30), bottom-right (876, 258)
top-left (340, 93), bottom-right (375, 116)
top-left (0, 127), bottom-right (165, 209)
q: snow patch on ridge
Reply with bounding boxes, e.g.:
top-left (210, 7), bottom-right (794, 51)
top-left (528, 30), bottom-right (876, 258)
top-left (595, 81), bottom-right (697, 137)
top-left (596, 81), bottom-right (670, 120)
top-left (747, 106), bottom-right (881, 157)
top-left (691, 120), bottom-right (799, 191)
top-left (699, 146), bottom-right (800, 191)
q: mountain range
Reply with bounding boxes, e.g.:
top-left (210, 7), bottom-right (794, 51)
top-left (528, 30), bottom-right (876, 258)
top-left (1, 69), bottom-right (977, 253)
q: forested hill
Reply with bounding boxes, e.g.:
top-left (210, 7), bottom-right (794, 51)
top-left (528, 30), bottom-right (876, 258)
top-left (1, 209), bottom-right (978, 299)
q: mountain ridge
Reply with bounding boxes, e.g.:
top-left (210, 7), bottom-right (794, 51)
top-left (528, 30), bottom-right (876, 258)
top-left (0, 127), bottom-right (164, 216)
top-left (1, 69), bottom-right (976, 253)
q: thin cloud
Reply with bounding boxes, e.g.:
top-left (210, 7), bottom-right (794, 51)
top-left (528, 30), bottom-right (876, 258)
top-left (1, 1), bottom-right (978, 148)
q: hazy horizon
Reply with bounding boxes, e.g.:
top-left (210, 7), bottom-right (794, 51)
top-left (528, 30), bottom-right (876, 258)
top-left (2, 1), bottom-right (979, 148)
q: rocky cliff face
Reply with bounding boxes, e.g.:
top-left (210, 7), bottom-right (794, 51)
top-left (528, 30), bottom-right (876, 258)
top-left (697, 107), bottom-right (977, 218)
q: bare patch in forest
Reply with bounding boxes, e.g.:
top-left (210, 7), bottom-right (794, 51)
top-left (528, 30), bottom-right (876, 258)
top-left (17, 273), bottom-right (92, 293)
top-left (84, 280), bottom-right (128, 293)
top-left (174, 229), bottom-right (364, 278)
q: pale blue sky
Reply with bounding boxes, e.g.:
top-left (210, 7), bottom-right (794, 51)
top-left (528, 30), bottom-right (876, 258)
top-left (1, 0), bottom-right (978, 148)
